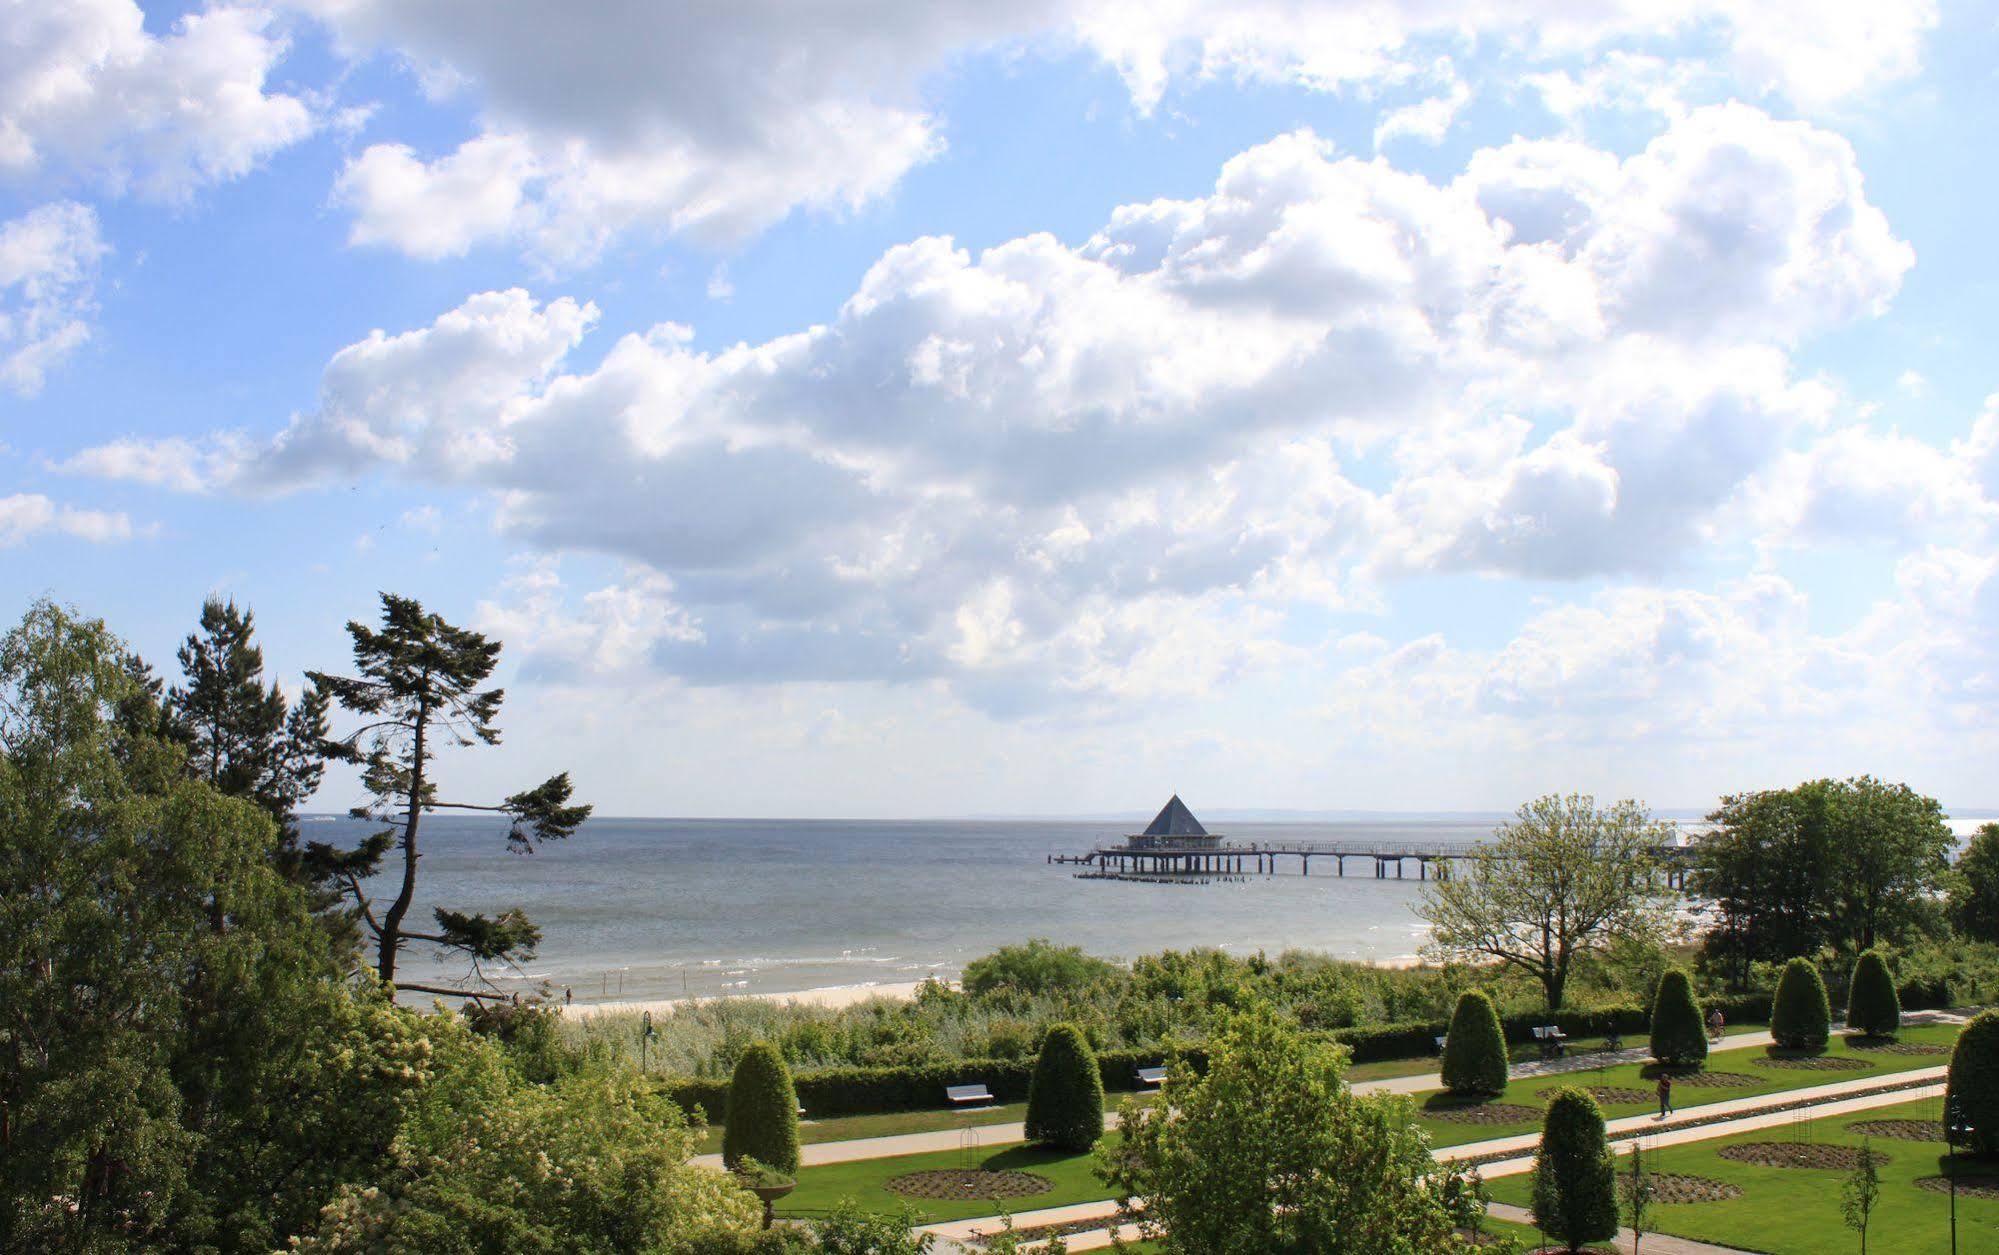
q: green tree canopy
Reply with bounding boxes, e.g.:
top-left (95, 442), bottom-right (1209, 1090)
top-left (1100, 1005), bottom-right (1477, 1253)
top-left (1419, 794), bottom-right (1674, 1012)
top-left (1948, 823), bottom-right (1999, 944)
top-left (0, 601), bottom-right (425, 1250)
top-left (305, 593), bottom-right (591, 992)
top-left (1694, 779), bottom-right (1952, 979)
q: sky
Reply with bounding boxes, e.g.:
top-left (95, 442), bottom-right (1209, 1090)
top-left (2, 0), bottom-right (1996, 818)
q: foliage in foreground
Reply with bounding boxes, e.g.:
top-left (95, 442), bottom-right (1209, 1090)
top-left (1770, 957), bottom-right (1832, 1049)
top-left (1440, 989), bottom-right (1508, 1096)
top-left (1944, 1008), bottom-right (1999, 1156)
top-left (1102, 1004), bottom-right (1481, 1253)
top-left (1530, 1088), bottom-right (1619, 1251)
top-left (1025, 1023), bottom-right (1105, 1151)
top-left (723, 1042), bottom-right (802, 1175)
top-left (1648, 967), bottom-right (1708, 1067)
top-left (0, 600), bottom-right (769, 1254)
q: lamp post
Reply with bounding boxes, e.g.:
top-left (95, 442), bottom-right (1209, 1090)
top-left (1944, 1094), bottom-right (1972, 1255)
top-left (640, 1010), bottom-right (657, 1073)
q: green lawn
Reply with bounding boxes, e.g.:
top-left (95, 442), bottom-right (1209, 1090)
top-left (1410, 1024), bottom-right (1959, 1150)
top-left (695, 1031), bottom-right (1770, 1153)
top-left (778, 1137), bottom-right (1121, 1223)
top-left (694, 1095), bottom-right (1164, 1154)
top-left (1486, 1094), bottom-right (1999, 1254)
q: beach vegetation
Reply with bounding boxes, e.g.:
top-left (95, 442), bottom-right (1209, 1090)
top-left (1945, 1008), bottom-right (1999, 1155)
top-left (724, 1042), bottom-right (803, 1174)
top-left (1845, 950), bottom-right (1900, 1038)
top-left (1648, 967), bottom-right (1708, 1067)
top-left (303, 593), bottom-right (592, 994)
top-left (1770, 957), bottom-right (1832, 1050)
top-left (1530, 1088), bottom-right (1619, 1252)
top-left (1440, 989), bottom-right (1508, 1096)
top-left (1418, 793), bottom-right (1676, 1012)
top-left (1948, 823), bottom-right (1999, 944)
top-left (1100, 1004), bottom-right (1478, 1253)
top-left (963, 938), bottom-right (1119, 998)
top-left (1025, 1023), bottom-right (1105, 1151)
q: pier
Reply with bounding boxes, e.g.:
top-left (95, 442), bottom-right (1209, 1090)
top-left (1052, 796), bottom-right (1699, 887)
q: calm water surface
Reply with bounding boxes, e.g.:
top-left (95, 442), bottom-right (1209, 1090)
top-left (319, 815), bottom-right (1502, 1002)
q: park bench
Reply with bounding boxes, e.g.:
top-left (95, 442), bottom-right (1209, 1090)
top-left (945, 1083), bottom-right (995, 1109)
top-left (1136, 1065), bottom-right (1167, 1088)
top-left (1532, 1025), bottom-right (1567, 1060)
top-left (1433, 1034), bottom-right (1448, 1054)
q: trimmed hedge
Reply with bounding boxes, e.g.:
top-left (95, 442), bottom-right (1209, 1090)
top-left (721, 1042), bottom-right (800, 1174)
top-left (1770, 957), bottom-right (1832, 1049)
top-left (1025, 1023), bottom-right (1105, 1151)
top-left (1531, 1088), bottom-right (1619, 1248)
top-left (1847, 950), bottom-right (1901, 1037)
top-left (1441, 991), bottom-right (1508, 1096)
top-left (1648, 968), bottom-right (1707, 1068)
top-left (1946, 1009), bottom-right (1999, 1156)
top-left (661, 995), bottom-right (1785, 1122)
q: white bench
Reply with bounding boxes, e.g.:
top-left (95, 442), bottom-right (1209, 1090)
top-left (945, 1083), bottom-right (995, 1108)
top-left (1532, 1025), bottom-right (1568, 1058)
top-left (1135, 1066), bottom-right (1167, 1088)
top-left (1433, 1035), bottom-right (1448, 1054)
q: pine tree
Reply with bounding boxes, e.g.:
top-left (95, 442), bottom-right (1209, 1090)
top-left (1770, 957), bottom-right (1831, 1049)
top-left (1845, 950), bottom-right (1900, 1038)
top-left (723, 1043), bottom-right (801, 1175)
top-left (168, 597), bottom-right (329, 838)
top-left (305, 594), bottom-right (591, 992)
top-left (1648, 967), bottom-right (1707, 1068)
top-left (1531, 1088), bottom-right (1619, 1252)
top-left (1441, 990), bottom-right (1509, 1096)
top-left (1025, 1024), bottom-right (1105, 1151)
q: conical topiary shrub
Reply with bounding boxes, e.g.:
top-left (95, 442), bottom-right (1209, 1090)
top-left (1847, 949), bottom-right (1901, 1038)
top-left (1441, 990), bottom-right (1509, 1096)
top-left (1945, 1009), bottom-right (1999, 1156)
top-left (1770, 957), bottom-right (1831, 1050)
top-left (1649, 967), bottom-right (1707, 1068)
top-left (722, 1042), bottom-right (801, 1175)
top-left (1025, 1023), bottom-right (1105, 1151)
top-left (1531, 1087), bottom-right (1619, 1251)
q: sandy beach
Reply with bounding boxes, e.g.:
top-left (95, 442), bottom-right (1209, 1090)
top-left (559, 979), bottom-right (932, 1020)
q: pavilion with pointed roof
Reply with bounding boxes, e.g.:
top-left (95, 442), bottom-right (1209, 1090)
top-left (1124, 794), bottom-right (1224, 851)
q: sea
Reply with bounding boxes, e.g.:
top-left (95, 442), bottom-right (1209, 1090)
top-left (306, 813), bottom-right (1504, 1004)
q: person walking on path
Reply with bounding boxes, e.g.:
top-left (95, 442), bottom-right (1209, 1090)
top-left (1656, 1073), bottom-right (1674, 1119)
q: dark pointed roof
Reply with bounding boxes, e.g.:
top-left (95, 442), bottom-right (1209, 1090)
top-left (1142, 795), bottom-right (1207, 837)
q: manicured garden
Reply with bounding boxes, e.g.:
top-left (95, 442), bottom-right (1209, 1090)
top-left (778, 1137), bottom-right (1121, 1223)
top-left (1486, 1094), bottom-right (1999, 1253)
top-left (1409, 1022), bottom-right (1959, 1149)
